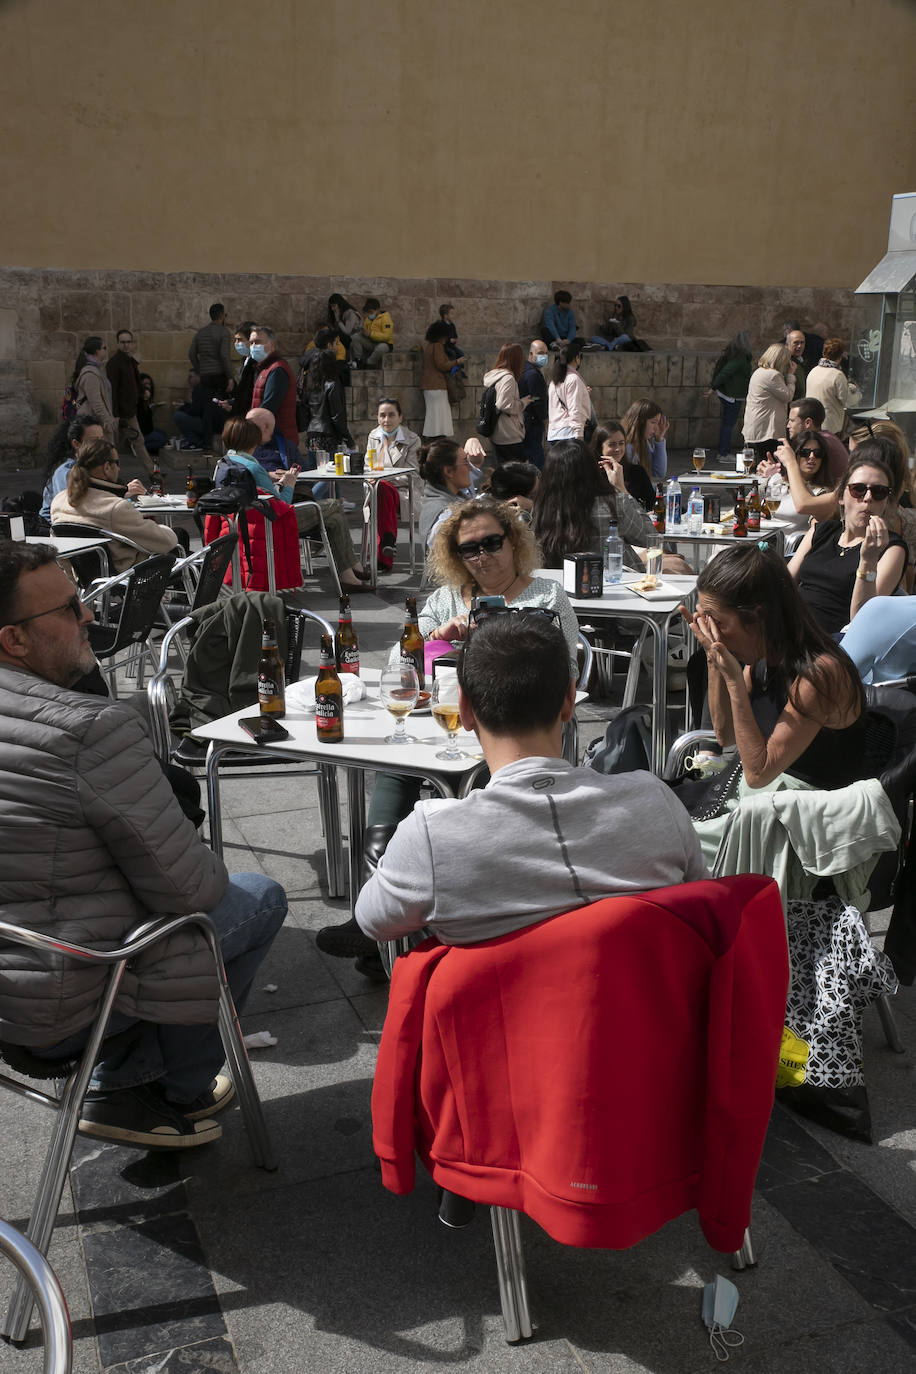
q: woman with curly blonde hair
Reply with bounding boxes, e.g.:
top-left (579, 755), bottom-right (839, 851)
top-left (422, 497), bottom-right (580, 671)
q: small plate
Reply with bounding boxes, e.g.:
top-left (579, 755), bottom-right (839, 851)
top-left (413, 690), bottom-right (432, 715)
top-left (628, 580), bottom-right (683, 601)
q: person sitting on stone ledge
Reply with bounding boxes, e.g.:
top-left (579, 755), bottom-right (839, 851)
top-left (349, 297), bottom-right (395, 370)
top-left (540, 289), bottom-right (577, 351)
top-left (0, 540), bottom-right (289, 1150)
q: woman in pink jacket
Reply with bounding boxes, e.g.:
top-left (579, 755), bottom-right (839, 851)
top-left (546, 338), bottom-right (590, 445)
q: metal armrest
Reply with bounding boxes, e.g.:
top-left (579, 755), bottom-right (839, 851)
top-left (663, 730), bottom-right (722, 781)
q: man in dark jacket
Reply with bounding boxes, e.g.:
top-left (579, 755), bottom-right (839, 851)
top-left (189, 303), bottom-right (233, 449)
top-left (519, 338), bottom-right (549, 468)
top-left (106, 329), bottom-right (154, 475)
top-left (0, 542), bottom-right (288, 1149)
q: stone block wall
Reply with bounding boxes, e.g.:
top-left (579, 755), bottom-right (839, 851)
top-left (0, 266), bottom-right (854, 464)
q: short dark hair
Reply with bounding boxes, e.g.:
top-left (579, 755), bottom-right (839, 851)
top-left (554, 290), bottom-right (572, 306)
top-left (790, 396), bottom-right (825, 428)
top-left (314, 327), bottom-right (336, 349)
top-left (236, 319), bottom-right (255, 338)
top-left (249, 324), bottom-right (276, 340)
top-left (425, 320), bottom-right (451, 343)
top-left (222, 417), bottom-right (262, 453)
top-left (377, 396), bottom-right (403, 415)
top-left (209, 303), bottom-right (225, 321)
top-left (116, 327), bottom-right (132, 340)
top-left (364, 297), bottom-right (381, 312)
top-left (0, 541), bottom-right (58, 628)
top-left (457, 609), bottom-right (572, 735)
top-left (438, 303), bottom-right (453, 318)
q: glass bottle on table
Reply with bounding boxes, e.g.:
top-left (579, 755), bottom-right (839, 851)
top-left (379, 663), bottom-right (419, 744)
top-left (149, 460), bottom-right (164, 497)
top-left (746, 480), bottom-right (762, 533)
top-left (733, 494), bottom-right (748, 538)
top-left (603, 523), bottom-right (623, 587)
top-left (686, 487), bottom-right (704, 536)
top-left (315, 633), bottom-right (344, 742)
top-left (336, 593), bottom-right (360, 675)
top-left (431, 673), bottom-right (466, 761)
top-left (653, 483), bottom-right (666, 534)
top-left (399, 594), bottom-right (425, 689)
top-left (185, 464), bottom-right (198, 508)
top-left (257, 616), bottom-right (286, 717)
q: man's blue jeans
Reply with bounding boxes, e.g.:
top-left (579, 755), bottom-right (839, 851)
top-left (718, 398), bottom-right (740, 457)
top-left (33, 874), bottom-right (288, 1102)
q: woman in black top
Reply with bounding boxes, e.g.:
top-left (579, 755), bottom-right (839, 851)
top-left (591, 424), bottom-right (655, 510)
top-left (789, 448), bottom-right (907, 637)
top-left (684, 542), bottom-right (865, 790)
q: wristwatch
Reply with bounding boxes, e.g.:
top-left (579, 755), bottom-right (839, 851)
top-left (856, 567), bottom-right (877, 582)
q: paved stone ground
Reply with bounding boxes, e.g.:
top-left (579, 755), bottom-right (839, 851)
top-left (1, 456), bottom-right (916, 1373)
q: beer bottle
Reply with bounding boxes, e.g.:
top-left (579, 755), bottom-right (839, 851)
top-left (336, 593), bottom-right (360, 675)
top-left (149, 460), bottom-right (164, 497)
top-left (257, 616), bottom-right (286, 717)
top-left (315, 632), bottom-right (344, 743)
top-left (746, 480), bottom-right (761, 533)
top-left (186, 464), bottom-right (198, 509)
top-left (399, 594), bottom-right (425, 689)
top-left (733, 494), bottom-right (748, 538)
top-left (653, 482), bottom-right (667, 534)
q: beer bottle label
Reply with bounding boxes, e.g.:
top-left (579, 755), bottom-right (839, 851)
top-left (258, 675), bottom-right (281, 700)
top-left (400, 649), bottom-right (424, 685)
top-left (338, 646), bottom-right (360, 673)
top-left (315, 693), bottom-right (342, 733)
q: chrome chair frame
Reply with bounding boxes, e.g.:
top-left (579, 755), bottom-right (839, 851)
top-left (0, 1219), bottom-right (71, 1371)
top-left (0, 911), bottom-right (276, 1343)
top-left (294, 500), bottom-right (342, 596)
top-left (80, 553), bottom-right (177, 696)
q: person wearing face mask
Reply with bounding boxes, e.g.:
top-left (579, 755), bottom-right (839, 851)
top-left (364, 398), bottom-right (422, 570)
top-left (218, 320), bottom-right (257, 419)
top-left (519, 339), bottom-right (549, 468)
top-left (349, 297), bottom-right (395, 369)
top-left (249, 324), bottom-right (299, 444)
top-left (188, 304), bottom-right (232, 451)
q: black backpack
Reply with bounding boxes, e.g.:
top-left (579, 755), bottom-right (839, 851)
top-left (476, 382), bottom-right (499, 437)
top-left (196, 458), bottom-right (276, 583)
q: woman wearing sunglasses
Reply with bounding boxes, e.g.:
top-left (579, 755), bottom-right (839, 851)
top-left (761, 432), bottom-right (835, 534)
top-left (788, 447), bottom-right (908, 637)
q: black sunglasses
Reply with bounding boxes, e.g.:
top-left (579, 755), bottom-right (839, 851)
top-left (846, 482), bottom-right (890, 501)
top-left (8, 593), bottom-right (85, 627)
top-left (468, 603), bottom-right (559, 629)
top-left (798, 447), bottom-right (821, 457)
top-left (456, 533), bottom-right (506, 561)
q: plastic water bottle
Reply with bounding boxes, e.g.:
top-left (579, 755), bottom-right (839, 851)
top-left (666, 478), bottom-right (682, 529)
top-left (604, 523), bottom-right (623, 587)
top-left (687, 487), bottom-right (704, 535)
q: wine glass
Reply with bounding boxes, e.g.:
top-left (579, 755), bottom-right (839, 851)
top-left (692, 447), bottom-right (707, 473)
top-left (379, 663), bottom-right (419, 744)
top-left (431, 675), bottom-right (466, 761)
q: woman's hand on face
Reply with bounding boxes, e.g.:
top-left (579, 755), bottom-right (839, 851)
top-left (598, 457), bottom-right (626, 491)
top-left (860, 515), bottom-right (889, 570)
top-left (655, 413), bottom-right (669, 441)
top-left (682, 608), bottom-right (744, 682)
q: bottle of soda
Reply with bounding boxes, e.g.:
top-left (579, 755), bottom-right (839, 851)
top-left (399, 594), bottom-right (425, 689)
top-left (336, 593), bottom-right (360, 675)
top-left (746, 480), bottom-right (762, 533)
top-left (186, 464), bottom-right (198, 509)
top-left (149, 460), bottom-right (164, 497)
top-left (733, 494), bottom-right (748, 538)
top-left (257, 617), bottom-right (286, 717)
top-left (653, 483), bottom-right (666, 534)
top-left (315, 633), bottom-right (344, 743)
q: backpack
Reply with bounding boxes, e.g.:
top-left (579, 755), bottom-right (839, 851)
top-left (476, 382), bottom-right (499, 437)
top-left (196, 457), bottom-right (276, 581)
top-left (582, 705), bottom-right (652, 775)
top-left (61, 382), bottom-right (79, 422)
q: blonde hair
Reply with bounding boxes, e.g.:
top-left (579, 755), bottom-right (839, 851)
top-left (758, 344), bottom-right (792, 373)
top-left (427, 498), bottom-right (542, 592)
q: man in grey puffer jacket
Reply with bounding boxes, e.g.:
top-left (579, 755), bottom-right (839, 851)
top-left (0, 542), bottom-right (288, 1150)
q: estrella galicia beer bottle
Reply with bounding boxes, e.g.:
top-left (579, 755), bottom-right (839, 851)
top-left (315, 633), bottom-right (344, 742)
top-left (257, 616), bottom-right (286, 717)
top-left (336, 593), bottom-right (360, 675)
top-left (399, 594), bottom-right (425, 690)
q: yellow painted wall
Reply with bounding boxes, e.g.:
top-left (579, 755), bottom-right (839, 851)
top-left (0, 0), bottom-right (914, 287)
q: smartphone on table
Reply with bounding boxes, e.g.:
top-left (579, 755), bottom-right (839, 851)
top-left (238, 715), bottom-right (290, 744)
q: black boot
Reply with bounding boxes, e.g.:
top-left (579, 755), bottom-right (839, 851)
top-left (314, 825), bottom-right (400, 960)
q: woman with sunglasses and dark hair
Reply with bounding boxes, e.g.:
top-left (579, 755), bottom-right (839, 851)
top-left (761, 431), bottom-right (835, 533)
top-left (788, 447), bottom-right (908, 636)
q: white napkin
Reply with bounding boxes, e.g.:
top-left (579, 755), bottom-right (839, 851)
top-left (285, 675), bottom-right (367, 709)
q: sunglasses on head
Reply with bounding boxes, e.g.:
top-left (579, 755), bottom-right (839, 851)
top-left (846, 482), bottom-right (889, 501)
top-left (456, 533), bottom-right (506, 561)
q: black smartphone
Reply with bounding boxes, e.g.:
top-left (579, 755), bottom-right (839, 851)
top-left (238, 714), bottom-right (290, 744)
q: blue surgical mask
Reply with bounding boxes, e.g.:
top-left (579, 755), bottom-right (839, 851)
top-left (535, 353), bottom-right (548, 367)
top-left (381, 422), bottom-right (399, 435)
top-left (249, 344), bottom-right (267, 363)
top-left (366, 312), bottom-right (378, 320)
top-left (234, 341), bottom-right (249, 357)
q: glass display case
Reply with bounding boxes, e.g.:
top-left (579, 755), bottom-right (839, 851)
top-left (853, 193), bottom-right (916, 444)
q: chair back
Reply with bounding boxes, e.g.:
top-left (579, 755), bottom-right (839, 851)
top-left (89, 553), bottom-right (176, 660)
top-left (188, 533), bottom-right (236, 611)
top-left (49, 521), bottom-right (116, 583)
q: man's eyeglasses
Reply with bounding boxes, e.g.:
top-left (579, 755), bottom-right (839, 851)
top-left (846, 482), bottom-right (890, 501)
top-left (456, 533), bottom-right (506, 561)
top-left (8, 594), bottom-right (85, 627)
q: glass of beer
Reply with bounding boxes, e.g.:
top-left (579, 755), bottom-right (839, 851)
top-left (379, 663), bottom-right (419, 743)
top-left (431, 675), bottom-right (466, 760)
top-left (692, 447), bottom-right (707, 473)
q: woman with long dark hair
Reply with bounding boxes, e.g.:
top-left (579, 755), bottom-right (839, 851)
top-left (71, 336), bottom-right (116, 443)
top-left (546, 339), bottom-right (590, 442)
top-left (591, 422), bottom-right (655, 510)
top-left (327, 293), bottom-right (363, 356)
top-left (622, 398), bottom-right (669, 480)
top-left (532, 439), bottom-right (656, 571)
top-left (418, 438), bottom-right (474, 548)
top-left (421, 320), bottom-right (455, 438)
top-left (760, 430), bottom-right (835, 533)
top-left (483, 342), bottom-right (528, 460)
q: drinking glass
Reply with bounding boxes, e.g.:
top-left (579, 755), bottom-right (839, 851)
top-left (431, 675), bottom-right (466, 761)
top-left (692, 447), bottom-right (707, 473)
top-left (379, 664), bottom-right (419, 743)
top-left (644, 533), bottom-right (663, 587)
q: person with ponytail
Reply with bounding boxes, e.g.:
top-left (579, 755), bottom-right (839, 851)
top-left (50, 439), bottom-right (178, 573)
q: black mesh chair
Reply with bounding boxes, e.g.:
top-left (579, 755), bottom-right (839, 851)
top-left (49, 520), bottom-right (147, 588)
top-left (83, 552), bottom-right (178, 696)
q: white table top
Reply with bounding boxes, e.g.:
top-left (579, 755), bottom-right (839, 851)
top-left (27, 535), bottom-right (110, 555)
top-left (675, 470), bottom-right (755, 488)
top-left (313, 462), bottom-right (415, 481)
top-left (662, 517), bottom-right (790, 544)
top-left (192, 670), bottom-right (483, 776)
top-left (537, 568), bottom-right (697, 615)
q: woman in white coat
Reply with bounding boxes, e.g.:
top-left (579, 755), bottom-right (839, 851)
top-left (743, 343), bottom-right (797, 462)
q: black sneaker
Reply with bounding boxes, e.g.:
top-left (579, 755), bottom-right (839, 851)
top-left (169, 1073), bottom-right (235, 1122)
top-left (78, 1084), bottom-right (222, 1149)
top-left (315, 917), bottom-right (377, 959)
